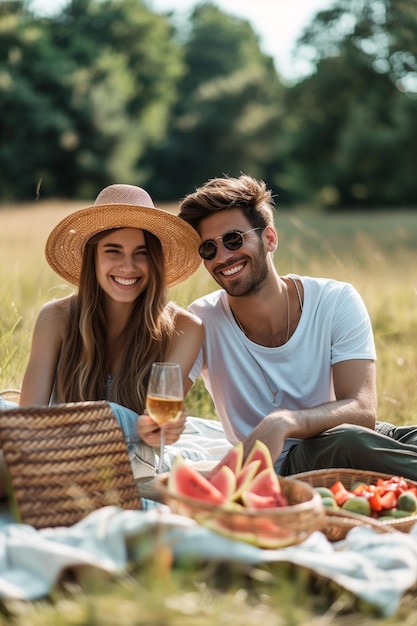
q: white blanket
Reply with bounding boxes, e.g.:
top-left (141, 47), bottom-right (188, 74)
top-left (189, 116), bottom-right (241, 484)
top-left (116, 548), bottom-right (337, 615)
top-left (0, 505), bottom-right (416, 617)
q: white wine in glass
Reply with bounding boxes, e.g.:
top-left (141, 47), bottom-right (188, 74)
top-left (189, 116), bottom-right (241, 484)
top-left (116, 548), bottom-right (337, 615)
top-left (146, 362), bottom-right (184, 474)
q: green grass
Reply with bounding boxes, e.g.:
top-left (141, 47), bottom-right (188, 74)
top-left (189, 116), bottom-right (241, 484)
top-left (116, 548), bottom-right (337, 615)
top-left (0, 201), bottom-right (417, 624)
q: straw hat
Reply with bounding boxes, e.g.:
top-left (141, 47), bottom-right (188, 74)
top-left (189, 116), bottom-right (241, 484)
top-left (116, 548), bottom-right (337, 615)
top-left (45, 184), bottom-right (201, 287)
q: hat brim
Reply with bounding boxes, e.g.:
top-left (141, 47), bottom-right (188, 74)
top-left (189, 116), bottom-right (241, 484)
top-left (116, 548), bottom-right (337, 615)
top-left (45, 203), bottom-right (202, 287)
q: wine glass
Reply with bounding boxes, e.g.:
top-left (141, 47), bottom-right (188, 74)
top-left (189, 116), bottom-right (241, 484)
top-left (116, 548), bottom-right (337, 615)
top-left (146, 362), bottom-right (184, 474)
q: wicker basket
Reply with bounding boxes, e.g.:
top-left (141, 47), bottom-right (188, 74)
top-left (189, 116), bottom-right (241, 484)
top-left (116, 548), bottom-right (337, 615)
top-left (292, 468), bottom-right (417, 540)
top-left (321, 508), bottom-right (397, 541)
top-left (0, 401), bottom-right (142, 529)
top-left (156, 473), bottom-right (325, 549)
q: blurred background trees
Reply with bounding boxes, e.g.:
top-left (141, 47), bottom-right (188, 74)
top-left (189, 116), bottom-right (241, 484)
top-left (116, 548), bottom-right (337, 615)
top-left (145, 3), bottom-right (285, 200)
top-left (281, 0), bottom-right (417, 208)
top-left (0, 0), bottom-right (183, 199)
top-left (1, 0), bottom-right (417, 209)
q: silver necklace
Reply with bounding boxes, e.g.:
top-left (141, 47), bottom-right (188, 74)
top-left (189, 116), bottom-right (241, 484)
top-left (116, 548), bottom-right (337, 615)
top-left (259, 364), bottom-right (279, 404)
top-left (231, 282), bottom-right (290, 404)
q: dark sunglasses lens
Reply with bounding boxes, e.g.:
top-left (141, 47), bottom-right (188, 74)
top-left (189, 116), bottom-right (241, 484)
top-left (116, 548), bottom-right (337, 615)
top-left (199, 231), bottom-right (245, 260)
top-left (199, 241), bottom-right (217, 260)
top-left (223, 232), bottom-right (244, 250)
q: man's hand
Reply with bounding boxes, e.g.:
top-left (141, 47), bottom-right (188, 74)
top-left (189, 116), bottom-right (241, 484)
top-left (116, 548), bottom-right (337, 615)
top-left (242, 410), bottom-right (295, 464)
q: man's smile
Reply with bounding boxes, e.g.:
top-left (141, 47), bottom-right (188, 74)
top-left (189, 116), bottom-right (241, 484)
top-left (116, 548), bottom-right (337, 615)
top-left (220, 263), bottom-right (245, 277)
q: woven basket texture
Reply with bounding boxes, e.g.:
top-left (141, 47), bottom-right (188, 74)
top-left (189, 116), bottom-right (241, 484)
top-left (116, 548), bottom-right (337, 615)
top-left (318, 508), bottom-right (397, 542)
top-left (157, 473), bottom-right (325, 549)
top-left (0, 401), bottom-right (141, 529)
top-left (292, 468), bottom-right (417, 539)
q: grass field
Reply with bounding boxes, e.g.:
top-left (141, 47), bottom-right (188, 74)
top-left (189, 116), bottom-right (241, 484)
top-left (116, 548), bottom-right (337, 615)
top-left (0, 200), bottom-right (416, 624)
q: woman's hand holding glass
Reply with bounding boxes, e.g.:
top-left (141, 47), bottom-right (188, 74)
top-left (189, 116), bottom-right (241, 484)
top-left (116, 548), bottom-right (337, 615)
top-left (137, 411), bottom-right (187, 446)
top-left (145, 362), bottom-right (184, 474)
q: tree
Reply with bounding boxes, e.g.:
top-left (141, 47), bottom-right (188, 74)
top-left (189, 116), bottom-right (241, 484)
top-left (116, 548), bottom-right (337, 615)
top-left (0, 1), bottom-right (77, 199)
top-left (146, 2), bottom-right (286, 200)
top-left (281, 0), bottom-right (417, 208)
top-left (0, 0), bottom-right (184, 200)
top-left (49, 0), bottom-right (185, 196)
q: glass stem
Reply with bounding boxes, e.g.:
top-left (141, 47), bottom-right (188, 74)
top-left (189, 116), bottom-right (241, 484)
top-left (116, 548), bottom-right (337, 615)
top-left (158, 425), bottom-right (166, 474)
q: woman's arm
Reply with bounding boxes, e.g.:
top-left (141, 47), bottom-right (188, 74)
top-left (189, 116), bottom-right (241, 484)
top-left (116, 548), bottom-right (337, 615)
top-left (20, 299), bottom-right (69, 406)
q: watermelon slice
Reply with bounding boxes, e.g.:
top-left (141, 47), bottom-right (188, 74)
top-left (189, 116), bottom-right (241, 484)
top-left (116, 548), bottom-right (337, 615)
top-left (246, 467), bottom-right (282, 498)
top-left (168, 456), bottom-right (225, 504)
top-left (208, 465), bottom-right (236, 500)
top-left (232, 460), bottom-right (262, 500)
top-left (242, 440), bottom-right (274, 474)
top-left (208, 442), bottom-right (244, 480)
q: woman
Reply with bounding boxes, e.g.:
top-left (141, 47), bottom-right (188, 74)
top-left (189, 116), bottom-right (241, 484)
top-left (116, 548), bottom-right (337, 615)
top-left (19, 183), bottom-right (204, 479)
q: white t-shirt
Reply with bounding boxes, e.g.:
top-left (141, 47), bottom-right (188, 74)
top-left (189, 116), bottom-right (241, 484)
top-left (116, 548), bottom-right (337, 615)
top-left (189, 275), bottom-right (376, 469)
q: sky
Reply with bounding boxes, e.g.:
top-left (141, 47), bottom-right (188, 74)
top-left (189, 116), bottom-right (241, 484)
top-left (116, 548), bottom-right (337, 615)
top-left (31, 0), bottom-right (334, 81)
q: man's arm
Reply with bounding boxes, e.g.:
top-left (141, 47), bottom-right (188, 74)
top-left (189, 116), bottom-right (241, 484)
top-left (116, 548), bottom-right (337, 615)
top-left (165, 309), bottom-right (204, 393)
top-left (242, 358), bottom-right (377, 463)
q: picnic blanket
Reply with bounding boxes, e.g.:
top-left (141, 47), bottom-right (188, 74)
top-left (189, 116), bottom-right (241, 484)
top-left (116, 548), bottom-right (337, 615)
top-left (0, 504), bottom-right (417, 617)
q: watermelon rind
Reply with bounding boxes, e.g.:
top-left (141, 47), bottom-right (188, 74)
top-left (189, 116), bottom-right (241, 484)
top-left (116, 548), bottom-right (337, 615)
top-left (199, 516), bottom-right (295, 549)
top-left (208, 465), bottom-right (236, 499)
top-left (242, 440), bottom-right (274, 473)
top-left (208, 442), bottom-right (244, 479)
top-left (200, 516), bottom-right (259, 546)
top-left (236, 459), bottom-right (261, 488)
top-left (232, 460), bottom-right (262, 500)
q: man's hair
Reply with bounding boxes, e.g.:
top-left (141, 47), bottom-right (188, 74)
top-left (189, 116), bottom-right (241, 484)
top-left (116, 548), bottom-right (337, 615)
top-left (178, 174), bottom-right (275, 231)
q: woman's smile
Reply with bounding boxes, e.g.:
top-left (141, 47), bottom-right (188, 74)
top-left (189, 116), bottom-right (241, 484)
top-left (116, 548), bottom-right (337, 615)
top-left (112, 275), bottom-right (141, 287)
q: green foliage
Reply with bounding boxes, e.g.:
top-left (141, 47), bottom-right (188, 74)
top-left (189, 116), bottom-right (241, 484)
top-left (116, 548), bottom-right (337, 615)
top-left (186, 375), bottom-right (216, 420)
top-left (0, 299), bottom-right (25, 388)
top-left (281, 0), bottom-right (417, 208)
top-left (0, 0), bottom-right (184, 199)
top-left (147, 2), bottom-right (285, 199)
top-left (0, 2), bottom-right (76, 199)
top-left (2, 0), bottom-right (417, 207)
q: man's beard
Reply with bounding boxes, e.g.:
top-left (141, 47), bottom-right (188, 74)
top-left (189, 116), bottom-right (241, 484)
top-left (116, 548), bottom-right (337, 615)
top-left (217, 242), bottom-right (270, 298)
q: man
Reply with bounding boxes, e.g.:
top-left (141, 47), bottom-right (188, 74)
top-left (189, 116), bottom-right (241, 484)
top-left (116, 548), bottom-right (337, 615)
top-left (178, 174), bottom-right (417, 478)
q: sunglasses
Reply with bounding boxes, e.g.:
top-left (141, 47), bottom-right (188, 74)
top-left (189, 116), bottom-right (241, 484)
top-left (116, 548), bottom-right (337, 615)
top-left (198, 227), bottom-right (262, 261)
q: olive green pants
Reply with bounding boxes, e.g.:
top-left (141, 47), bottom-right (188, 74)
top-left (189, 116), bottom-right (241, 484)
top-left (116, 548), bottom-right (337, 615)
top-left (279, 422), bottom-right (417, 481)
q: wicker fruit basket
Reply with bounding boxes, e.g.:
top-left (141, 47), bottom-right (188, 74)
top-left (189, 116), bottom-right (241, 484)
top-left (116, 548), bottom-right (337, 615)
top-left (156, 473), bottom-right (325, 549)
top-left (292, 468), bottom-right (417, 540)
top-left (320, 508), bottom-right (397, 541)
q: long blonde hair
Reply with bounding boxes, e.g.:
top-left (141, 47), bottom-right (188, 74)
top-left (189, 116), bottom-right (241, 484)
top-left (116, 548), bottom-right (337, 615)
top-left (55, 229), bottom-right (177, 413)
